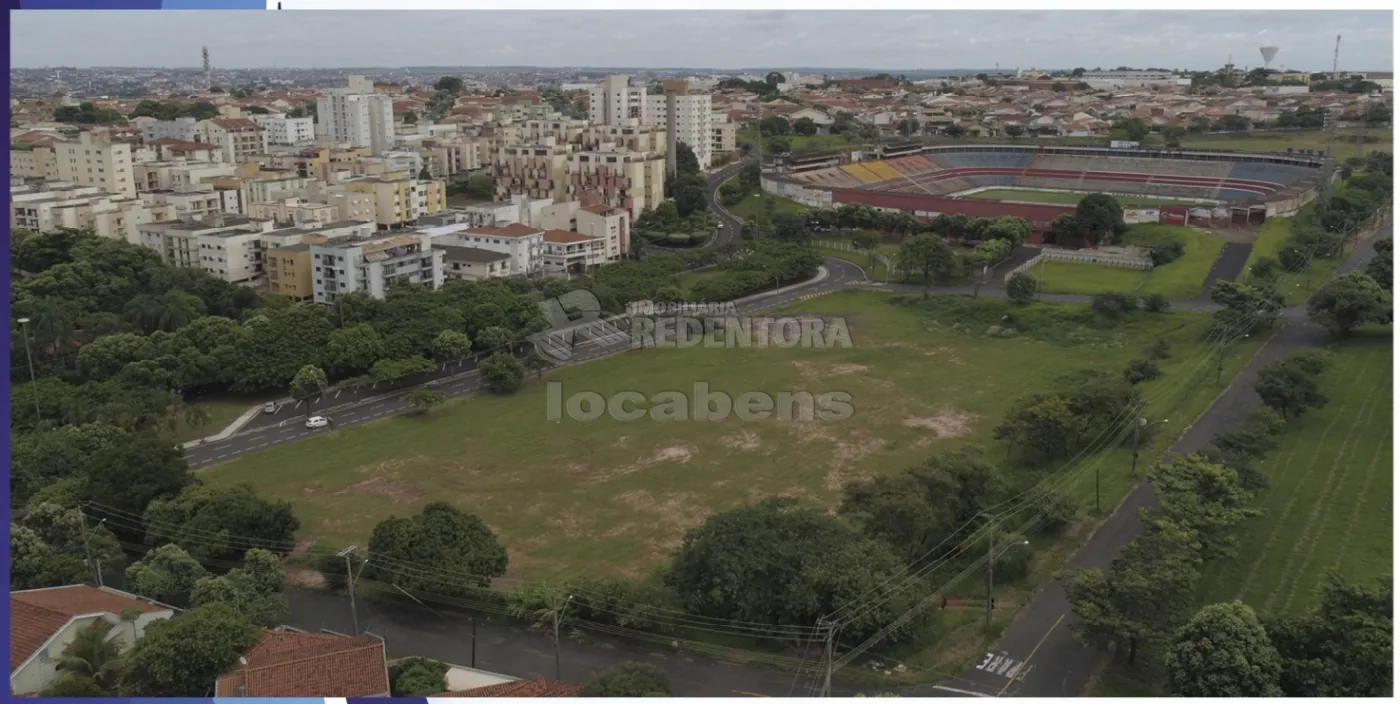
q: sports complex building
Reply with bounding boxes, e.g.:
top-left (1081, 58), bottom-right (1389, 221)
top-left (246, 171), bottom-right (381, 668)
top-left (763, 143), bottom-right (1325, 241)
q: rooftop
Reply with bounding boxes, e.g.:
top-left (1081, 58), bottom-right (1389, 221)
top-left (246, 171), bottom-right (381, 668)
top-left (441, 678), bottom-right (581, 697)
top-left (466, 223), bottom-right (543, 238)
top-left (433, 243), bottom-right (513, 263)
top-left (542, 229), bottom-right (602, 244)
top-left (11, 585), bottom-right (170, 673)
top-left (213, 629), bottom-right (389, 697)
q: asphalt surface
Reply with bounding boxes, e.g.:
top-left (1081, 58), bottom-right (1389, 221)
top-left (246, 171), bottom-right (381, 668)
top-left (284, 587), bottom-right (969, 697)
top-left (706, 160), bottom-right (750, 246)
top-left (944, 221), bottom-right (1388, 698)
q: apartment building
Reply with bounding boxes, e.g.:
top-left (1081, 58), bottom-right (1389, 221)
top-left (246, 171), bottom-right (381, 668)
top-left (316, 92), bottom-right (395, 155)
top-left (11, 183), bottom-right (158, 243)
top-left (567, 147), bottom-right (664, 220)
top-left (134, 159), bottom-right (236, 193)
top-left (145, 138), bottom-right (224, 163)
top-left (264, 220), bottom-right (376, 300)
top-left (252, 114), bottom-right (316, 146)
top-left (53, 131), bottom-right (136, 199)
top-left (583, 121), bottom-right (667, 153)
top-left (344, 172), bottom-right (447, 230)
top-left (711, 116), bottom-right (738, 160)
top-left (425, 223), bottom-right (545, 278)
top-left (298, 181), bottom-right (378, 223)
top-left (142, 116), bottom-right (204, 144)
top-left (521, 117), bottom-right (589, 146)
top-left (589, 75), bottom-right (714, 168)
top-left (309, 231), bottom-right (445, 303)
top-left (202, 118), bottom-right (269, 164)
top-left (11, 142), bottom-right (60, 180)
top-left (576, 203), bottom-right (630, 261)
top-left (249, 196), bottom-right (344, 226)
top-left (541, 229), bottom-right (607, 276)
top-left (139, 187), bottom-right (227, 223)
top-left (589, 74), bottom-right (648, 124)
top-left (494, 140), bottom-right (572, 203)
top-left (646, 91), bottom-right (714, 169)
top-left (137, 214), bottom-right (276, 283)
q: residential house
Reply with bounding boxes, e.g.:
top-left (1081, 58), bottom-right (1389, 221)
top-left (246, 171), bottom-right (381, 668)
top-left (425, 223), bottom-right (545, 278)
top-left (213, 628), bottom-right (390, 697)
top-left (11, 585), bottom-right (175, 696)
top-left (541, 229), bottom-right (607, 276)
top-left (434, 243), bottom-right (513, 282)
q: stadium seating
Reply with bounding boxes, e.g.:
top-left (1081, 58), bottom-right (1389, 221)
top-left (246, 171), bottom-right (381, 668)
top-left (929, 151), bottom-right (1033, 169)
top-left (863, 160), bottom-right (904, 182)
top-left (841, 163), bottom-right (886, 184)
top-left (1226, 161), bottom-right (1318, 186)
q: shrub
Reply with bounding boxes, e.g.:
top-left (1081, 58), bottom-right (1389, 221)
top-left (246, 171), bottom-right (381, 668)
top-left (1006, 272), bottom-right (1037, 303)
top-left (1035, 491), bottom-right (1079, 535)
top-left (580, 662), bottom-right (673, 697)
top-left (1145, 339), bottom-right (1172, 360)
top-left (1123, 358), bottom-right (1163, 384)
top-left (390, 658), bottom-right (449, 696)
top-left (1091, 292), bottom-right (1138, 317)
top-left (1143, 293), bottom-right (1171, 313)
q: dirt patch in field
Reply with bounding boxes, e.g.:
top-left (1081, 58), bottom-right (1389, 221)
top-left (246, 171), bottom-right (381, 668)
top-left (720, 429), bottom-right (763, 451)
top-left (284, 566), bottom-right (326, 589)
top-left (329, 476), bottom-right (426, 505)
top-left (792, 361), bottom-right (870, 379)
top-left (596, 443), bottom-right (698, 481)
top-left (618, 490), bottom-right (712, 552)
top-left (902, 409), bottom-right (978, 439)
top-left (288, 539), bottom-right (317, 558)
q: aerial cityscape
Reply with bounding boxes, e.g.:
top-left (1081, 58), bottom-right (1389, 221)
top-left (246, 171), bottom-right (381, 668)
top-left (8, 8), bottom-right (1394, 699)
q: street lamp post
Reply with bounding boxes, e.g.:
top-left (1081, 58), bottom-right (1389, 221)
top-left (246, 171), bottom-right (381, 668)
top-left (17, 317), bottom-right (41, 420)
top-left (1216, 333), bottom-right (1250, 385)
top-left (986, 536), bottom-right (1030, 632)
top-left (80, 516), bottom-right (108, 588)
top-left (1131, 417), bottom-right (1170, 476)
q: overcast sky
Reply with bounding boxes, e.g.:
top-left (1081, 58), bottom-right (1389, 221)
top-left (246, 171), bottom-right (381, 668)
top-left (10, 10), bottom-right (1393, 72)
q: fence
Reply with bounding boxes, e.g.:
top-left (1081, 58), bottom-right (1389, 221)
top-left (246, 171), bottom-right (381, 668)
top-left (1003, 246), bottom-right (1153, 283)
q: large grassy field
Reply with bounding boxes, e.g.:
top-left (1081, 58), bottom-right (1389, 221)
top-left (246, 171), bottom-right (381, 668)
top-left (202, 291), bottom-right (1263, 593)
top-left (724, 184), bottom-right (810, 220)
top-left (1237, 204), bottom-right (1364, 306)
top-left (1032, 224), bottom-right (1225, 299)
top-left (1198, 331), bottom-right (1394, 616)
top-left (964, 189), bottom-right (1211, 208)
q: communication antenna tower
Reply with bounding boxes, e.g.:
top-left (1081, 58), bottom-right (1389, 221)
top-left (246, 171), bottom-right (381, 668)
top-left (1332, 35), bottom-right (1341, 77)
top-left (202, 46), bottom-right (213, 91)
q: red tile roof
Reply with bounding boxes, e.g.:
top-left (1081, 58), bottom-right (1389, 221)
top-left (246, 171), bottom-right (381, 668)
top-left (10, 586), bottom-right (168, 673)
top-left (443, 678), bottom-right (581, 697)
top-left (542, 229), bottom-right (600, 244)
top-left (466, 223), bottom-right (543, 238)
top-left (214, 630), bottom-right (389, 697)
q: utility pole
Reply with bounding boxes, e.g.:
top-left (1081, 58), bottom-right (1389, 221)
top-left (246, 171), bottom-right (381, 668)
top-left (79, 512), bottom-right (107, 588)
top-left (818, 616), bottom-right (836, 697)
top-left (1131, 416), bottom-right (1146, 476)
top-left (17, 318), bottom-right (41, 421)
top-left (984, 512), bottom-right (997, 631)
top-left (552, 594), bottom-right (574, 681)
top-left (338, 546), bottom-right (368, 636)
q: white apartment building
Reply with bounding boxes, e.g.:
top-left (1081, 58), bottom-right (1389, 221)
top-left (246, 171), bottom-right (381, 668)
top-left (249, 196), bottom-right (346, 226)
top-left (589, 75), bottom-right (648, 125)
top-left (576, 203), bottom-right (630, 262)
top-left (316, 93), bottom-right (395, 155)
top-left (54, 131), bottom-right (136, 199)
top-left (139, 187), bottom-right (227, 223)
top-left (433, 243), bottom-right (513, 282)
top-left (142, 117), bottom-right (204, 144)
top-left (134, 159), bottom-right (236, 193)
top-left (253, 115), bottom-right (316, 146)
top-left (11, 183), bottom-right (158, 243)
top-left (588, 75), bottom-right (714, 168)
top-left (424, 223), bottom-right (545, 278)
top-left (309, 231), bottom-right (445, 303)
top-left (541, 229), bottom-right (607, 276)
top-left (646, 92), bottom-right (714, 169)
top-left (137, 215), bottom-right (276, 283)
top-left (567, 147), bottom-right (665, 220)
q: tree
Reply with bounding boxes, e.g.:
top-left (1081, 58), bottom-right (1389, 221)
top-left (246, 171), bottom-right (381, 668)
top-left (190, 548), bottom-right (288, 627)
top-left (793, 117), bottom-right (819, 136)
top-left (1075, 194), bottom-right (1124, 245)
top-left (896, 233), bottom-right (958, 298)
top-left (758, 116), bottom-right (791, 136)
top-left (1065, 517), bottom-right (1202, 665)
top-left (667, 498), bottom-right (918, 641)
top-left (1006, 272), bottom-right (1037, 303)
top-left (119, 603), bottom-right (262, 696)
top-left (480, 352), bottom-right (525, 394)
top-left (984, 216), bottom-right (1031, 248)
top-left (671, 173), bottom-right (708, 218)
top-left (402, 109), bottom-right (418, 124)
top-left (580, 662), bottom-right (673, 697)
top-left (18, 502), bottom-right (123, 585)
top-left (1253, 356), bottom-right (1328, 419)
top-left (1004, 124), bottom-right (1026, 138)
top-left (11, 524), bottom-right (87, 590)
top-left (1147, 454), bottom-right (1259, 559)
top-left (1267, 572), bottom-right (1393, 697)
top-left (142, 484), bottom-right (300, 561)
top-left (435, 76), bottom-right (464, 93)
top-left (1365, 238), bottom-right (1392, 290)
top-left (1164, 601), bottom-right (1282, 697)
top-left (125, 544), bottom-right (210, 606)
top-left (771, 212), bottom-right (809, 242)
top-left (1307, 271), bottom-right (1391, 337)
top-left (673, 141), bottom-right (700, 176)
top-left (234, 306), bottom-right (334, 392)
top-left (289, 364), bottom-right (328, 416)
top-left (391, 657), bottom-right (450, 696)
top-left (1112, 118), bottom-right (1151, 142)
top-left (407, 389), bottom-right (447, 415)
top-left (324, 323), bottom-right (387, 378)
top-left (430, 330), bottom-right (473, 363)
top-left (369, 355), bottom-right (437, 383)
top-left (366, 502), bottom-right (508, 596)
top-left (993, 393), bottom-right (1083, 462)
top-left (851, 230), bottom-right (881, 266)
top-left (78, 431), bottom-right (192, 519)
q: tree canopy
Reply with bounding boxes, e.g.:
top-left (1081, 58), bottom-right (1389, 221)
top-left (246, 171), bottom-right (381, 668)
top-left (366, 502), bottom-right (509, 596)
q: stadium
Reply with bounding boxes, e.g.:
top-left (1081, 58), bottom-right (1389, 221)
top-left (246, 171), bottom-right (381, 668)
top-left (762, 143), bottom-right (1326, 240)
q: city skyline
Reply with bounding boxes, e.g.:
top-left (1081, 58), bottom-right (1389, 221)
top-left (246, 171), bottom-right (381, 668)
top-left (11, 10), bottom-right (1394, 72)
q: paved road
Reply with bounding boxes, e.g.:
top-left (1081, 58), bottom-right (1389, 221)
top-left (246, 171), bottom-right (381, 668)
top-left (186, 256), bottom-right (868, 470)
top-left (706, 160), bottom-right (750, 246)
top-left (283, 587), bottom-right (965, 697)
top-left (946, 222), bottom-right (1387, 698)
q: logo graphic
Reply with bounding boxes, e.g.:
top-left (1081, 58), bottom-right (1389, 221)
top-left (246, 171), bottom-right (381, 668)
top-left (527, 289), bottom-right (630, 363)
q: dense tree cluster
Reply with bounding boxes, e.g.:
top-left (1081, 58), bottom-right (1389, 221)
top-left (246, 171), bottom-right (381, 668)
top-left (128, 99), bottom-right (220, 121)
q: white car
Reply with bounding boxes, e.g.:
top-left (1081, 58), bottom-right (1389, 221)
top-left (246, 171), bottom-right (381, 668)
top-left (305, 416), bottom-right (330, 429)
top-left (263, 401), bottom-right (278, 414)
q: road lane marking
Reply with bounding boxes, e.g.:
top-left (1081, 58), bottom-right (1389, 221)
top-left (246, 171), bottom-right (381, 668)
top-left (733, 691), bottom-right (769, 697)
top-left (930, 685), bottom-right (992, 698)
top-left (996, 613), bottom-right (1065, 697)
top-left (216, 454), bottom-right (227, 459)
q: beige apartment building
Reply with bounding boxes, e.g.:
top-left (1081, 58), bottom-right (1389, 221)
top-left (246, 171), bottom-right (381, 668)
top-left (137, 214), bottom-right (276, 284)
top-left (567, 147), bottom-right (664, 221)
top-left (494, 139), bottom-right (573, 203)
top-left (576, 203), bottom-right (631, 262)
top-left (11, 142), bottom-right (59, 181)
top-left (201, 118), bottom-right (269, 164)
top-left (263, 220), bottom-right (377, 299)
top-left (583, 121), bottom-right (668, 153)
top-left (52, 131), bottom-right (137, 199)
top-left (344, 172), bottom-right (447, 230)
top-left (11, 183), bottom-right (159, 243)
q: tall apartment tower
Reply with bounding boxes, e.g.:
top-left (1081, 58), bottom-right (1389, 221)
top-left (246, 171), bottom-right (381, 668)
top-left (315, 75), bottom-right (395, 155)
top-left (589, 75), bottom-right (714, 170)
